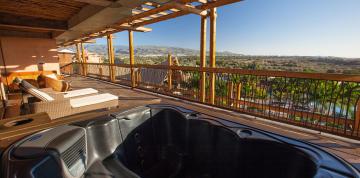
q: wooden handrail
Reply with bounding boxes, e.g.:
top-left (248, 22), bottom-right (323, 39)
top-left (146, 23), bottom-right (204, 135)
top-left (77, 62), bottom-right (360, 82)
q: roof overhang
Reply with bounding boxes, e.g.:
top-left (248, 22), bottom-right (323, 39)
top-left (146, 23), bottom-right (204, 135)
top-left (0, 0), bottom-right (242, 46)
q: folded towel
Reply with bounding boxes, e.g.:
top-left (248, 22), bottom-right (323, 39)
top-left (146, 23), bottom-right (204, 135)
top-left (70, 93), bottom-right (118, 108)
top-left (64, 88), bottom-right (98, 98)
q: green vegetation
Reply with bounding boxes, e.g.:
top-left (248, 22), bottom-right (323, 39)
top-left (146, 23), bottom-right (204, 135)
top-left (113, 55), bottom-right (360, 74)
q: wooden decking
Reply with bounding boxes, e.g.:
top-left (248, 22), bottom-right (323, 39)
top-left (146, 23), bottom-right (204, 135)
top-left (1, 75), bottom-right (360, 170)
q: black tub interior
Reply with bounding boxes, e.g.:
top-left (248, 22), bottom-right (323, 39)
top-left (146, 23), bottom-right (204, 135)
top-left (4, 105), bottom-right (359, 178)
top-left (107, 109), bottom-right (317, 178)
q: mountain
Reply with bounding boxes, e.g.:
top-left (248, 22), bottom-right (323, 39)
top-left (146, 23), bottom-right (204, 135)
top-left (63, 45), bottom-right (242, 57)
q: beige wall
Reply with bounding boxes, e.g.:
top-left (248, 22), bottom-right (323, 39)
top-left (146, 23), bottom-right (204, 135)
top-left (58, 53), bottom-right (74, 67)
top-left (0, 37), bottom-right (60, 74)
top-left (87, 53), bottom-right (103, 63)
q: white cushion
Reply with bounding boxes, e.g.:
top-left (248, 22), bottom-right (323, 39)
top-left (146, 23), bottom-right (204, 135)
top-left (28, 88), bottom-right (55, 101)
top-left (70, 93), bottom-right (118, 108)
top-left (63, 88), bottom-right (98, 98)
top-left (45, 74), bottom-right (58, 79)
top-left (20, 79), bottom-right (54, 101)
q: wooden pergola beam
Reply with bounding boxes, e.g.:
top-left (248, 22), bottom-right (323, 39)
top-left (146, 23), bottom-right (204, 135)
top-left (114, 0), bottom-right (203, 26)
top-left (169, 2), bottom-right (207, 16)
top-left (83, 40), bottom-right (96, 43)
top-left (133, 0), bottom-right (242, 28)
top-left (144, 2), bottom-right (160, 7)
top-left (60, 0), bottom-right (242, 46)
top-left (66, 25), bottom-right (151, 45)
top-left (182, 0), bottom-right (208, 3)
top-left (197, 0), bottom-right (208, 3)
top-left (113, 3), bottom-right (177, 26)
top-left (113, 25), bottom-right (152, 32)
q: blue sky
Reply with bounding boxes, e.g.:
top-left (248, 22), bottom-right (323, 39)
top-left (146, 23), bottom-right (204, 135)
top-left (95, 0), bottom-right (360, 58)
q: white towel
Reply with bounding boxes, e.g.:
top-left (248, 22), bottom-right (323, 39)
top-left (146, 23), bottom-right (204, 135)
top-left (70, 93), bottom-right (118, 108)
top-left (64, 88), bottom-right (98, 98)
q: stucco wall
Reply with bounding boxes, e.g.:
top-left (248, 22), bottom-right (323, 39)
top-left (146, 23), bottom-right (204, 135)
top-left (58, 53), bottom-right (74, 67)
top-left (0, 37), bottom-right (60, 74)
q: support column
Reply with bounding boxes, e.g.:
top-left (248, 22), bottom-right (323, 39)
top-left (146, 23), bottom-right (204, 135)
top-left (209, 8), bottom-right (217, 105)
top-left (80, 43), bottom-right (87, 76)
top-left (107, 34), bottom-right (115, 81)
top-left (75, 43), bottom-right (81, 62)
top-left (75, 43), bottom-right (81, 75)
top-left (168, 53), bottom-right (172, 91)
top-left (128, 30), bottom-right (136, 88)
top-left (200, 15), bottom-right (207, 103)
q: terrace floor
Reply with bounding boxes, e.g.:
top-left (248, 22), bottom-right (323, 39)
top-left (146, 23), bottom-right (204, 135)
top-left (67, 75), bottom-right (360, 170)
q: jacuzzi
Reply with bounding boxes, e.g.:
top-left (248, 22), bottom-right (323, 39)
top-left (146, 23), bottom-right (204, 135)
top-left (1, 105), bottom-right (359, 178)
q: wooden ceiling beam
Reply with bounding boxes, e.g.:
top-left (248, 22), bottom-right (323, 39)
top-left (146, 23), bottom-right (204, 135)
top-left (72, 0), bottom-right (113, 6)
top-left (0, 29), bottom-right (52, 39)
top-left (0, 12), bottom-right (68, 32)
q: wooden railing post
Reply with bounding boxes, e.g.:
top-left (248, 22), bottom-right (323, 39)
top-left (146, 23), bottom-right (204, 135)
top-left (168, 53), bottom-right (173, 91)
top-left (129, 30), bottom-right (136, 88)
top-left (137, 68), bottom-right (142, 83)
top-left (107, 34), bottom-right (115, 82)
top-left (236, 83), bottom-right (242, 108)
top-left (209, 8), bottom-right (217, 105)
top-left (227, 81), bottom-right (234, 107)
top-left (99, 68), bottom-right (103, 79)
top-left (199, 15), bottom-right (207, 103)
top-left (354, 102), bottom-right (360, 135)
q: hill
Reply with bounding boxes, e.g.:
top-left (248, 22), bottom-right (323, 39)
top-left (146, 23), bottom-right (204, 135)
top-left (64, 45), bottom-right (242, 57)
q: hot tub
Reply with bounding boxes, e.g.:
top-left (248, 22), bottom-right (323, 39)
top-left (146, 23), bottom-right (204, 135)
top-left (1, 105), bottom-right (359, 178)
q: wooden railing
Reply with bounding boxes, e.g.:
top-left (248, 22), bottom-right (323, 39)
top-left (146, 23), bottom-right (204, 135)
top-left (61, 62), bottom-right (360, 139)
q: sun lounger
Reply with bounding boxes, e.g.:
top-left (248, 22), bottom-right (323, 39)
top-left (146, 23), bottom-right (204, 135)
top-left (14, 77), bottom-right (99, 99)
top-left (15, 78), bottom-right (118, 119)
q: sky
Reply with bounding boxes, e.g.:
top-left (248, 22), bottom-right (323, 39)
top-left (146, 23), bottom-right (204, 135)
top-left (95, 0), bottom-right (360, 58)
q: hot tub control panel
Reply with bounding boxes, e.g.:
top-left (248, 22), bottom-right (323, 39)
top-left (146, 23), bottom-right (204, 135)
top-left (4, 125), bottom-right (87, 178)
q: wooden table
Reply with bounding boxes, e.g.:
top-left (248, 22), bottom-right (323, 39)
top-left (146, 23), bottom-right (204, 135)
top-left (0, 112), bottom-right (51, 151)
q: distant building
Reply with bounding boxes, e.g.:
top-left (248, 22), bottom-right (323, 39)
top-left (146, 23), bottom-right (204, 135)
top-left (86, 51), bottom-right (103, 63)
top-left (58, 49), bottom-right (75, 67)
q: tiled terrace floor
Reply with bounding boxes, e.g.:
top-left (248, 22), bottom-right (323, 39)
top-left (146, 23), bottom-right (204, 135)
top-left (68, 76), bottom-right (360, 170)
